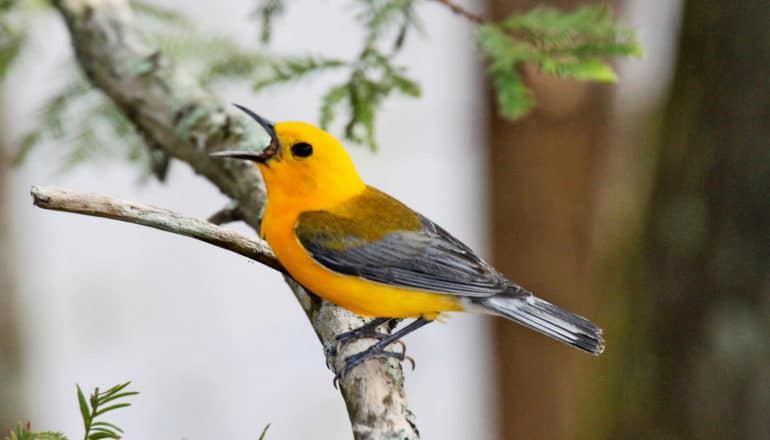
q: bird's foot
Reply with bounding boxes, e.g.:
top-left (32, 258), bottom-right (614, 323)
top-left (332, 318), bottom-right (404, 356)
top-left (331, 317), bottom-right (430, 388)
top-left (333, 347), bottom-right (415, 389)
top-left (334, 330), bottom-right (407, 357)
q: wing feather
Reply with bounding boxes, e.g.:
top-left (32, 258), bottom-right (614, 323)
top-left (295, 188), bottom-right (508, 297)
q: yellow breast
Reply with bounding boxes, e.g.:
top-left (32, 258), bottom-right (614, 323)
top-left (261, 197), bottom-right (463, 319)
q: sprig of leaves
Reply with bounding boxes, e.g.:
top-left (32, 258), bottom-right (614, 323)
top-left (3, 382), bottom-right (135, 440)
top-left (8, 1), bottom-right (640, 174)
top-left (251, 0), bottom-right (421, 149)
top-left (253, 56), bottom-right (346, 90)
top-left (10, 72), bottom-right (153, 175)
top-left (356, 0), bottom-right (421, 52)
top-left (4, 422), bottom-right (67, 440)
top-left (4, 382), bottom-right (271, 440)
top-left (478, 5), bottom-right (641, 119)
top-left (258, 424), bottom-right (270, 440)
top-left (252, 48), bottom-right (419, 150)
top-left (253, 0), bottom-right (285, 44)
top-left (76, 381), bottom-right (138, 440)
top-left (0, 0), bottom-right (26, 80)
top-left (326, 48), bottom-right (419, 148)
top-left (11, 1), bottom-right (270, 175)
top-left (251, 2), bottom-right (639, 148)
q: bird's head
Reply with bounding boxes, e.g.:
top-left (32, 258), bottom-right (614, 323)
top-left (212, 104), bottom-right (366, 206)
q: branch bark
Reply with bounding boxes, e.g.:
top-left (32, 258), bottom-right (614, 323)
top-left (49, 1), bottom-right (419, 438)
top-left (30, 186), bottom-right (283, 271)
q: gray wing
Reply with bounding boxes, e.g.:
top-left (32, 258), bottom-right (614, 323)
top-left (296, 211), bottom-right (508, 297)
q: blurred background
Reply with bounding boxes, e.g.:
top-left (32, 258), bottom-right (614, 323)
top-left (1, 0), bottom-right (768, 439)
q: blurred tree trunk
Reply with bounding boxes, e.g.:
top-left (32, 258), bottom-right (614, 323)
top-left (605, 1), bottom-right (770, 439)
top-left (487, 1), bottom-right (614, 438)
top-left (0, 94), bottom-right (22, 429)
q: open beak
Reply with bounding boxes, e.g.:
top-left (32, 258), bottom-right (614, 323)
top-left (209, 104), bottom-right (280, 163)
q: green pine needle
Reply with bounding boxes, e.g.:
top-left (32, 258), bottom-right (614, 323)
top-left (7, 1), bottom-right (639, 172)
top-left (357, 0), bottom-right (419, 50)
top-left (257, 424), bottom-right (270, 440)
top-left (77, 381), bottom-right (138, 440)
top-left (10, 2), bottom-right (268, 176)
top-left (320, 84), bottom-right (350, 129)
top-left (251, 47), bottom-right (419, 150)
top-left (253, 56), bottom-right (347, 90)
top-left (478, 4), bottom-right (641, 119)
top-left (34, 434), bottom-right (68, 440)
top-left (4, 422), bottom-right (68, 440)
top-left (6, 422), bottom-right (33, 440)
top-left (253, 0), bottom-right (285, 44)
top-left (0, 0), bottom-right (27, 80)
top-left (129, 0), bottom-right (191, 27)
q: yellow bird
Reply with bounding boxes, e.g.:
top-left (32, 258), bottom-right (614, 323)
top-left (213, 104), bottom-right (604, 377)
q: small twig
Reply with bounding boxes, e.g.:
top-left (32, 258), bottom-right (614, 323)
top-left (433, 0), bottom-right (485, 24)
top-left (30, 186), bottom-right (284, 273)
top-left (207, 201), bottom-right (244, 225)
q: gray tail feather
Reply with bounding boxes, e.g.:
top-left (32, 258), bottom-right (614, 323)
top-left (477, 288), bottom-right (605, 355)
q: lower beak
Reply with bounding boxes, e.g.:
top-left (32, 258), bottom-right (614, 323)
top-left (210, 104), bottom-right (280, 164)
top-left (209, 150), bottom-right (271, 163)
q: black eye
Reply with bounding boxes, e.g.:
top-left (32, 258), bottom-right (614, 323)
top-left (291, 142), bottom-right (313, 158)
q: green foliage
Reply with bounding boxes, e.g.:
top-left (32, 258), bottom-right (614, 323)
top-left (252, 48), bottom-right (418, 150)
top-left (257, 53), bottom-right (419, 151)
top-left (252, 0), bottom-right (420, 149)
top-left (0, 28), bottom-right (23, 80)
top-left (5, 382), bottom-right (271, 440)
top-left (253, 0), bottom-right (285, 44)
top-left (253, 56), bottom-right (346, 90)
top-left (356, 0), bottom-right (421, 51)
top-left (130, 0), bottom-right (191, 27)
top-left (11, 1), bottom-right (269, 176)
top-left (478, 5), bottom-right (641, 119)
top-left (77, 381), bottom-right (138, 440)
top-left (153, 33), bottom-right (269, 86)
top-left (258, 424), bottom-right (270, 440)
top-left (7, 0), bottom-right (640, 173)
top-left (3, 382), bottom-right (136, 440)
top-left (11, 73), bottom-right (153, 174)
top-left (329, 48), bottom-right (420, 148)
top-left (251, 2), bottom-right (638, 147)
top-left (0, 0), bottom-right (25, 80)
top-left (4, 422), bottom-right (67, 440)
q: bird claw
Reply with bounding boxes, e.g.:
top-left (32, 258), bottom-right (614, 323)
top-left (333, 330), bottom-right (390, 356)
top-left (404, 354), bottom-right (416, 371)
top-left (331, 317), bottom-right (427, 389)
top-left (332, 318), bottom-right (403, 356)
top-left (333, 350), bottom-right (407, 389)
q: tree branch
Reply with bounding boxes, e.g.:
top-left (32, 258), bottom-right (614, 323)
top-left (48, 1), bottom-right (419, 438)
top-left (30, 186), bottom-right (283, 272)
top-left (433, 0), bottom-right (485, 24)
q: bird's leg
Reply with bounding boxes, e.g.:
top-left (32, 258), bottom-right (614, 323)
top-left (333, 317), bottom-right (402, 355)
top-left (334, 317), bottom-right (431, 386)
top-left (336, 317), bottom-right (391, 344)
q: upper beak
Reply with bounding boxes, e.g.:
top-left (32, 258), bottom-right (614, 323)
top-left (209, 104), bottom-right (280, 163)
